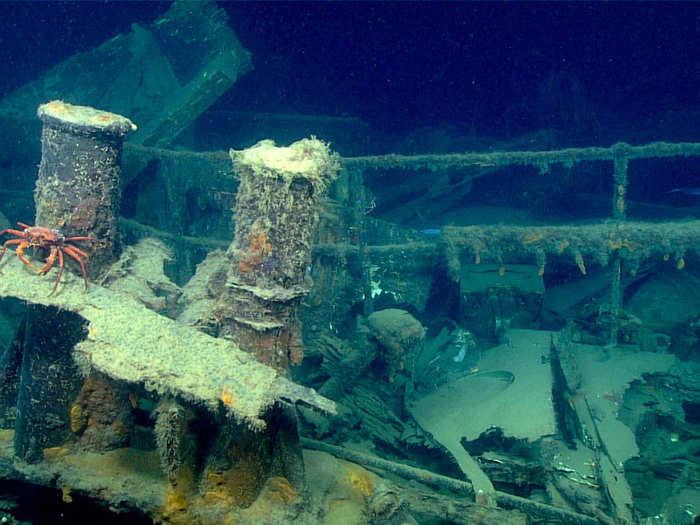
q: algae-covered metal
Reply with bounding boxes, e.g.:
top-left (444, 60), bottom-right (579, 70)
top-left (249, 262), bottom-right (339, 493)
top-left (214, 138), bottom-right (340, 373)
top-left (36, 100), bottom-right (137, 276)
top-left (0, 255), bottom-right (335, 430)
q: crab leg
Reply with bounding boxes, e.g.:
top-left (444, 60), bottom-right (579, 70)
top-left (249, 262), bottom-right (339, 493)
top-left (64, 236), bottom-right (96, 243)
top-left (15, 242), bottom-right (40, 272)
top-left (63, 244), bottom-right (90, 259)
top-left (38, 245), bottom-right (59, 275)
top-left (0, 229), bottom-right (26, 238)
top-left (0, 238), bottom-right (24, 264)
top-left (0, 226), bottom-right (28, 265)
top-left (62, 245), bottom-right (90, 290)
top-left (50, 249), bottom-right (64, 295)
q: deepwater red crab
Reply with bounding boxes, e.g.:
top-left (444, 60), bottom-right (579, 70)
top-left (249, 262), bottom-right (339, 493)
top-left (0, 222), bottom-right (95, 294)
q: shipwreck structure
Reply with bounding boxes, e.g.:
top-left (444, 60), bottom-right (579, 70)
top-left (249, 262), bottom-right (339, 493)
top-left (0, 3), bottom-right (697, 525)
top-left (0, 103), bottom-right (343, 525)
top-left (0, 94), bottom-right (697, 524)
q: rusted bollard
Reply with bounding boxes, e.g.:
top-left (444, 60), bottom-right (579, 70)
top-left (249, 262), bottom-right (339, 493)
top-left (204, 138), bottom-right (338, 505)
top-left (36, 100), bottom-right (136, 276)
top-left (213, 138), bottom-right (339, 374)
top-left (13, 102), bottom-right (136, 462)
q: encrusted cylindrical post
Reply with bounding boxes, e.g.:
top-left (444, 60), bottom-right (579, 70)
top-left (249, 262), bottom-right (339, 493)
top-left (213, 138), bottom-right (339, 374)
top-left (12, 101), bottom-right (136, 463)
top-left (14, 306), bottom-right (87, 462)
top-left (36, 100), bottom-right (136, 276)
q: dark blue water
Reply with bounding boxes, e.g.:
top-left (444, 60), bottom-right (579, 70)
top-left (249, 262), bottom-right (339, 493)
top-left (1, 2), bottom-right (698, 140)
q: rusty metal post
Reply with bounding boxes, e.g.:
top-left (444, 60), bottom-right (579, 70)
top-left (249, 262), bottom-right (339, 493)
top-left (14, 305), bottom-right (87, 462)
top-left (213, 138), bottom-right (339, 375)
top-left (13, 101), bottom-right (136, 462)
top-left (36, 100), bottom-right (136, 276)
top-left (608, 148), bottom-right (629, 347)
top-left (207, 138), bottom-right (338, 502)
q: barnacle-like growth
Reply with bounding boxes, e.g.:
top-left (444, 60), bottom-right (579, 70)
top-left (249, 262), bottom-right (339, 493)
top-left (237, 220), bottom-right (272, 274)
top-left (154, 398), bottom-right (192, 482)
top-left (442, 221), bottom-right (700, 280)
top-left (214, 137), bottom-right (340, 374)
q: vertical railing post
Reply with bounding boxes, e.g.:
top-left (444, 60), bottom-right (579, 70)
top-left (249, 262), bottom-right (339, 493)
top-left (608, 144), bottom-right (629, 346)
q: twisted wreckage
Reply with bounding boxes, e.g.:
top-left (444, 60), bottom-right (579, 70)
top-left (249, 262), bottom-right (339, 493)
top-left (0, 3), bottom-right (698, 525)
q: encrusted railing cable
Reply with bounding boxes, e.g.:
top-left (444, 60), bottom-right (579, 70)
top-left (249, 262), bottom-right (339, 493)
top-left (345, 141), bottom-right (700, 346)
top-left (342, 141), bottom-right (700, 172)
